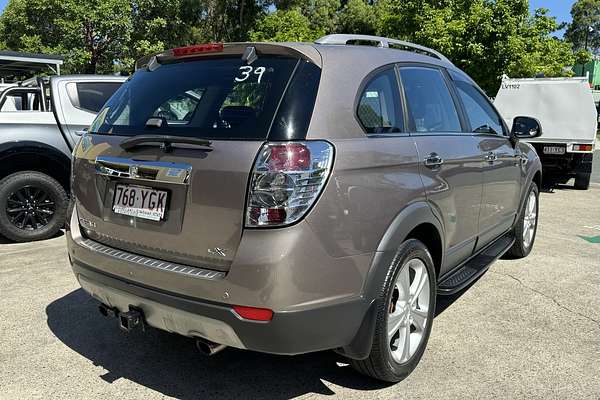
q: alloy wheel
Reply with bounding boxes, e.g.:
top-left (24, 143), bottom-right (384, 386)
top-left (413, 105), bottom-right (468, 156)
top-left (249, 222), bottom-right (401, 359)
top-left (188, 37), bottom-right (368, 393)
top-left (6, 185), bottom-right (55, 230)
top-left (387, 258), bottom-right (430, 364)
top-left (522, 190), bottom-right (537, 249)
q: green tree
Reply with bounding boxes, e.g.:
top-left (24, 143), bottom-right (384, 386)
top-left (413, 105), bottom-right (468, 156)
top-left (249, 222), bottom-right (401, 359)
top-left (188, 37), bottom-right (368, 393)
top-left (0, 0), bottom-right (272, 74)
top-left (249, 8), bottom-right (324, 42)
top-left (565, 0), bottom-right (600, 53)
top-left (0, 0), bottom-right (133, 74)
top-left (376, 0), bottom-right (574, 94)
top-left (338, 0), bottom-right (377, 35)
top-left (275, 0), bottom-right (341, 34)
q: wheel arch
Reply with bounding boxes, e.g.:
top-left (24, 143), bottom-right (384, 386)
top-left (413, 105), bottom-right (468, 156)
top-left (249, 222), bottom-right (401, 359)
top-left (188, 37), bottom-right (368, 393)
top-left (0, 141), bottom-right (71, 192)
top-left (337, 201), bottom-right (444, 360)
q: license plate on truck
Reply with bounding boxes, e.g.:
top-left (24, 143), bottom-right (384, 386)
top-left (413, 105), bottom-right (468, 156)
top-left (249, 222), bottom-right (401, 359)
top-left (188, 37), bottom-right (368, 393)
top-left (543, 146), bottom-right (565, 155)
top-left (113, 184), bottom-right (167, 221)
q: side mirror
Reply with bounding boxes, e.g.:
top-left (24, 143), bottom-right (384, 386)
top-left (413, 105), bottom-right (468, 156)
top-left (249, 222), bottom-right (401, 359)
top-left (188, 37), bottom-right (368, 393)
top-left (511, 116), bottom-right (542, 139)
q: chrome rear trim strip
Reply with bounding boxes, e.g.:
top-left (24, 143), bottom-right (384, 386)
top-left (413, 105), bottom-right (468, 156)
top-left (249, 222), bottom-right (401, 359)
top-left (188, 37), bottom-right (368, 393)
top-left (95, 156), bottom-right (192, 185)
top-left (78, 238), bottom-right (225, 280)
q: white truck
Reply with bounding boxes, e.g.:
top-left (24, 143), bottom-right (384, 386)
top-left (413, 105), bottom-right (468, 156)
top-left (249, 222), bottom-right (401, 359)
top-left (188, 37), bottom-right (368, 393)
top-left (495, 75), bottom-right (597, 189)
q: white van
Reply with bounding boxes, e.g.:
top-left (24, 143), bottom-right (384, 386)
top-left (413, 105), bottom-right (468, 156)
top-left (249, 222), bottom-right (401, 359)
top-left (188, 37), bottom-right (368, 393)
top-left (495, 75), bottom-right (597, 189)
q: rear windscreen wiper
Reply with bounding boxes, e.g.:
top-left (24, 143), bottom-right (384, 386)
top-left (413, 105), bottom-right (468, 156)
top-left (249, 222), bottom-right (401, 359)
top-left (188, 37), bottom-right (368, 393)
top-left (120, 135), bottom-right (212, 152)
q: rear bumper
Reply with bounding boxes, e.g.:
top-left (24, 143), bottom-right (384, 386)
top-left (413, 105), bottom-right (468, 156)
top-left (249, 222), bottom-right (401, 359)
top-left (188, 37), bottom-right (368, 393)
top-left (71, 259), bottom-right (369, 355)
top-left (532, 144), bottom-right (594, 175)
top-left (67, 204), bottom-right (373, 355)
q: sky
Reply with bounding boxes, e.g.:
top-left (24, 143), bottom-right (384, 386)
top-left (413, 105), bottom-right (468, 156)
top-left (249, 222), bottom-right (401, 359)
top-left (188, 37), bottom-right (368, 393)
top-left (530, 0), bottom-right (575, 37)
top-left (0, 0), bottom-right (576, 32)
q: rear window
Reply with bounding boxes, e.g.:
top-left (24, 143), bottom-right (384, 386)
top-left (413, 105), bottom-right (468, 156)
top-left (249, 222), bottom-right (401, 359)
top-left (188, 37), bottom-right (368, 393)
top-left (73, 82), bottom-right (122, 113)
top-left (90, 57), bottom-right (299, 140)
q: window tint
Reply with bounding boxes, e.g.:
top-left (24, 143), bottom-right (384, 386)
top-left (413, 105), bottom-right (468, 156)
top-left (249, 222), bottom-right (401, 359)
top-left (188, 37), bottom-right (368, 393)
top-left (357, 68), bottom-right (403, 134)
top-left (455, 81), bottom-right (505, 135)
top-left (399, 67), bottom-right (461, 133)
top-left (154, 88), bottom-right (204, 124)
top-left (74, 82), bottom-right (122, 113)
top-left (90, 57), bottom-right (300, 140)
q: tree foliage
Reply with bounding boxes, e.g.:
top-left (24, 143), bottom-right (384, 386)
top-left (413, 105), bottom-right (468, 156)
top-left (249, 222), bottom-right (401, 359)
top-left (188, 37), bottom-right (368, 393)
top-left (565, 0), bottom-right (600, 53)
top-left (0, 0), bottom-right (579, 93)
top-left (0, 0), bottom-right (271, 74)
top-left (249, 8), bottom-right (324, 42)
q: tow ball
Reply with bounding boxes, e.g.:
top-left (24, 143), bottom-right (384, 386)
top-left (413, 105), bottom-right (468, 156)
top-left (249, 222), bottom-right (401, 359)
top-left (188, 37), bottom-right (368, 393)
top-left (98, 303), bottom-right (146, 333)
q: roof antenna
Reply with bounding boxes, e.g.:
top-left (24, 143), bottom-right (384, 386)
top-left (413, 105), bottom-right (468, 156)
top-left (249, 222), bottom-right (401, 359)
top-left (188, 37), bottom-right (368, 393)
top-left (242, 46), bottom-right (257, 65)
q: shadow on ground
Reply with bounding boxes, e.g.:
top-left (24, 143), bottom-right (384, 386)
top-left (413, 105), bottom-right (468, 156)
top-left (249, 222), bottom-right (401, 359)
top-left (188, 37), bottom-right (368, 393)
top-left (46, 290), bottom-right (393, 399)
top-left (46, 274), bottom-right (472, 399)
top-left (0, 229), bottom-right (64, 245)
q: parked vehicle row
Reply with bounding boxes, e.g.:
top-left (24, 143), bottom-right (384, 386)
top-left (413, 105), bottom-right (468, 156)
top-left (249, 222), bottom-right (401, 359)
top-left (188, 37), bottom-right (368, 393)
top-left (0, 75), bottom-right (124, 241)
top-left (66, 35), bottom-right (542, 382)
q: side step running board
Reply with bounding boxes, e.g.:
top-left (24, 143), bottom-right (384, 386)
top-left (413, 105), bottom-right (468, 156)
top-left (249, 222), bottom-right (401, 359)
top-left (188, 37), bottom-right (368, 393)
top-left (437, 234), bottom-right (515, 295)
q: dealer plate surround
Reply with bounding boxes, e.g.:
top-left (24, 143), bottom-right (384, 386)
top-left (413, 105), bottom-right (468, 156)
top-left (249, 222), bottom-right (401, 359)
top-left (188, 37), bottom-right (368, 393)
top-left (113, 184), bottom-right (168, 221)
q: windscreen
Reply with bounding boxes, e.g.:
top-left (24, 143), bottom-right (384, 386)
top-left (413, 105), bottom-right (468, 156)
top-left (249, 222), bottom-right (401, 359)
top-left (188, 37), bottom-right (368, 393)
top-left (89, 56), bottom-right (299, 140)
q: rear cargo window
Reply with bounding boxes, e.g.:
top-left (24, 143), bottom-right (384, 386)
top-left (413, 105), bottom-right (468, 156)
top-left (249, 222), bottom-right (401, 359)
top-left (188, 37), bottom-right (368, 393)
top-left (90, 57), bottom-right (299, 140)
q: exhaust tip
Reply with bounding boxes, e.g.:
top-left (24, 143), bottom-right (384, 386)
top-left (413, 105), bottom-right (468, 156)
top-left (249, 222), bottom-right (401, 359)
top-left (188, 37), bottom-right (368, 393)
top-left (195, 338), bottom-right (226, 356)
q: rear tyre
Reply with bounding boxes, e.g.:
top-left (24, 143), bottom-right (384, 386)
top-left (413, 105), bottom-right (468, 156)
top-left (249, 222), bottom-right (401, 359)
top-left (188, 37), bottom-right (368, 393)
top-left (506, 182), bottom-right (538, 258)
top-left (0, 171), bottom-right (68, 242)
top-left (350, 239), bottom-right (436, 382)
top-left (574, 173), bottom-right (591, 190)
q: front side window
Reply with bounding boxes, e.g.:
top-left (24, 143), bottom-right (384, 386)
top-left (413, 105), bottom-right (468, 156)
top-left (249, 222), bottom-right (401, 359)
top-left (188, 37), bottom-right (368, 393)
top-left (455, 81), bottom-right (505, 135)
top-left (357, 68), bottom-right (403, 134)
top-left (399, 67), bottom-right (461, 133)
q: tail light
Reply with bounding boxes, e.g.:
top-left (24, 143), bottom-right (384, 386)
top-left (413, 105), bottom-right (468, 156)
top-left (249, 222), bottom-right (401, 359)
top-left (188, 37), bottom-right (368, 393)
top-left (246, 141), bottom-right (334, 227)
top-left (573, 144), bottom-right (593, 152)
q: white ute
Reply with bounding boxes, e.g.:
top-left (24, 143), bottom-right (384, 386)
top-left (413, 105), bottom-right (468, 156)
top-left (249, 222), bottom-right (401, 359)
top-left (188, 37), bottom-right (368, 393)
top-left (495, 75), bottom-right (597, 189)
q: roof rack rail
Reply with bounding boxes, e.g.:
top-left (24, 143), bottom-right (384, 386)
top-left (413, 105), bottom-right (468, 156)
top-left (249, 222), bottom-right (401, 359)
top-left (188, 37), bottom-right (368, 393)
top-left (315, 34), bottom-right (452, 64)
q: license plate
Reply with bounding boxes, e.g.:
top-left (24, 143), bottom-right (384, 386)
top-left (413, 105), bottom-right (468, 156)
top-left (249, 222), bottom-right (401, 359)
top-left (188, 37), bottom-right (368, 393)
top-left (543, 146), bottom-right (565, 155)
top-left (112, 184), bottom-right (167, 221)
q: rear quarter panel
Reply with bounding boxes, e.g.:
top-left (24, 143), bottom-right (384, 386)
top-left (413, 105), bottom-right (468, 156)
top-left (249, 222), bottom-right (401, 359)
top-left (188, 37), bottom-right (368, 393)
top-left (306, 136), bottom-right (426, 258)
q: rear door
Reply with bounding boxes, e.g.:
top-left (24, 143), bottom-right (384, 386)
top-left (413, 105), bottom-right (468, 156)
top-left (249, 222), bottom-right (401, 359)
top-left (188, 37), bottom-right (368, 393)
top-left (53, 78), bottom-right (124, 147)
top-left (72, 53), bottom-right (307, 272)
top-left (451, 74), bottom-right (521, 249)
top-left (399, 65), bottom-right (484, 271)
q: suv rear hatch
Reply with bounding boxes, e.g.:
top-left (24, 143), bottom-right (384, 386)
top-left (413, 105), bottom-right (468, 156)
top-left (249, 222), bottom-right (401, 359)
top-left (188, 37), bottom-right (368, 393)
top-left (72, 44), bottom-right (321, 272)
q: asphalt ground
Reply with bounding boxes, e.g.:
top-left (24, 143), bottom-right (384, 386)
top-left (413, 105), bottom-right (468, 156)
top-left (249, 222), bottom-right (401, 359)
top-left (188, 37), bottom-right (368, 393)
top-left (1, 181), bottom-right (599, 399)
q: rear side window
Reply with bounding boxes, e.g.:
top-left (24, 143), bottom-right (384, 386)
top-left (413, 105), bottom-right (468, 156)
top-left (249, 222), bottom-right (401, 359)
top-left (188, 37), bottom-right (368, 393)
top-left (455, 81), bottom-right (505, 135)
top-left (69, 82), bottom-right (122, 113)
top-left (90, 57), bottom-right (300, 140)
top-left (399, 67), bottom-right (461, 133)
top-left (357, 68), bottom-right (403, 134)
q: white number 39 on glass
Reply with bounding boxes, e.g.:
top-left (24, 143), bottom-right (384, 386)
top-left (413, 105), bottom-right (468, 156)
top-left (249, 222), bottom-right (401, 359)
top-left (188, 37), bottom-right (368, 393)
top-left (235, 66), bottom-right (266, 83)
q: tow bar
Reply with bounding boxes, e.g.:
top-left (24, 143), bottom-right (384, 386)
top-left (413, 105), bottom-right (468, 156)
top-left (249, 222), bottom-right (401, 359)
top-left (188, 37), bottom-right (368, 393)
top-left (98, 303), bottom-right (146, 333)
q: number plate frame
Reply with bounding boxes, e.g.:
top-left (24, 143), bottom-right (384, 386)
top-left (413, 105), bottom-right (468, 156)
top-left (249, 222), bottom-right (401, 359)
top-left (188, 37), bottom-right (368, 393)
top-left (543, 146), bottom-right (566, 155)
top-left (112, 184), bottom-right (169, 221)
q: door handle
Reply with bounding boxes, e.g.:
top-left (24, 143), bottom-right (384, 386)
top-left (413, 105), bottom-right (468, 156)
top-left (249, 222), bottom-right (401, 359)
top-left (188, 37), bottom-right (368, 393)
top-left (514, 154), bottom-right (527, 166)
top-left (75, 129), bottom-right (88, 136)
top-left (424, 153), bottom-right (444, 168)
top-left (484, 151), bottom-right (498, 163)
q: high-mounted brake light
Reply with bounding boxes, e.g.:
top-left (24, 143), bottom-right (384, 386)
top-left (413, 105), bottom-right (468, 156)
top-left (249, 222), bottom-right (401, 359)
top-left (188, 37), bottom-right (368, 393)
top-left (233, 305), bottom-right (273, 321)
top-left (172, 43), bottom-right (224, 57)
top-left (246, 141), bottom-right (334, 227)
